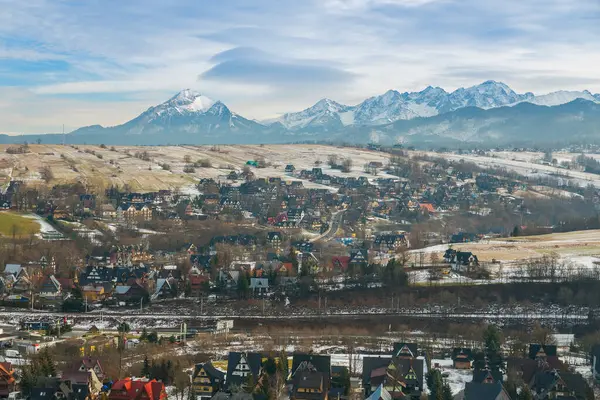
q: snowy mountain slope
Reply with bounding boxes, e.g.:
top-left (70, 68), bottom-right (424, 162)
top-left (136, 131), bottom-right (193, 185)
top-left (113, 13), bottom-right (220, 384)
top-left (524, 90), bottom-right (598, 107)
top-left (72, 89), bottom-right (267, 140)
top-left (273, 98), bottom-right (351, 130)
top-left (266, 81), bottom-right (600, 133)
top-left (54, 85), bottom-right (600, 146)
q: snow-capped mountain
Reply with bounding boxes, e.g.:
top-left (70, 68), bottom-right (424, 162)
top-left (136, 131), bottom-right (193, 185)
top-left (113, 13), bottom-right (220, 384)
top-left (72, 89), bottom-right (267, 141)
top-left (268, 81), bottom-right (543, 130)
top-left (522, 90), bottom-right (597, 107)
top-left (271, 98), bottom-right (351, 131)
top-left (445, 80), bottom-right (532, 111)
top-left (60, 84), bottom-right (600, 145)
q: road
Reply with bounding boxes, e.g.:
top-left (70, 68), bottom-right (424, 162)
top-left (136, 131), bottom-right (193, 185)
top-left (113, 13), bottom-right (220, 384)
top-left (310, 210), bottom-right (345, 242)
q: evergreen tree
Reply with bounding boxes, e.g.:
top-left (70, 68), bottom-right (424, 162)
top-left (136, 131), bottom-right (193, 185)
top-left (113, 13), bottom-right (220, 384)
top-left (518, 386), bottom-right (533, 400)
top-left (39, 349), bottom-right (57, 377)
top-left (19, 365), bottom-right (38, 396)
top-left (141, 355), bottom-right (150, 377)
top-left (442, 381), bottom-right (453, 400)
top-left (426, 370), bottom-right (444, 400)
top-left (140, 328), bottom-right (148, 341)
top-left (483, 324), bottom-right (502, 353)
top-left (237, 273), bottom-right (250, 299)
top-left (147, 331), bottom-right (158, 343)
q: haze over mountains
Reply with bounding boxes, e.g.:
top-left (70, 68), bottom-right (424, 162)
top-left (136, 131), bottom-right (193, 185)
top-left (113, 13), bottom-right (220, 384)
top-left (3, 81), bottom-right (600, 146)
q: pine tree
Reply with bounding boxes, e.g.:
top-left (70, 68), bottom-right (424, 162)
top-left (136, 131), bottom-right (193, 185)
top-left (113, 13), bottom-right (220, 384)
top-left (39, 349), bottom-right (57, 377)
top-left (141, 355), bottom-right (150, 377)
top-left (140, 328), bottom-right (148, 341)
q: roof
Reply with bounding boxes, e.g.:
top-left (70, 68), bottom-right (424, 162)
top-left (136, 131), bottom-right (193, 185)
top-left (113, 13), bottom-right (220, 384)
top-left (366, 384), bottom-right (392, 400)
top-left (249, 278), bottom-right (269, 289)
top-left (528, 344), bottom-right (558, 359)
top-left (463, 381), bottom-right (504, 400)
top-left (3, 264), bottom-right (22, 276)
top-left (452, 348), bottom-right (474, 361)
top-left (193, 362), bottom-right (225, 381)
top-left (114, 285), bottom-right (131, 295)
top-left (292, 354), bottom-right (331, 378)
top-left (225, 352), bottom-right (263, 389)
top-left (361, 357), bottom-right (391, 387)
top-left (393, 343), bottom-right (418, 358)
top-left (294, 371), bottom-right (324, 389)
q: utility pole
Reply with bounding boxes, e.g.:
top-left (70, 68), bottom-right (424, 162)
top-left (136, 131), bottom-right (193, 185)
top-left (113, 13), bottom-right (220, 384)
top-left (200, 296), bottom-right (204, 315)
top-left (85, 296), bottom-right (88, 313)
top-left (140, 297), bottom-right (143, 311)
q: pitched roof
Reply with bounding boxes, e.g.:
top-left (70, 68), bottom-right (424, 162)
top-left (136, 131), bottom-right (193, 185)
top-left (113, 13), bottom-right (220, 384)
top-left (528, 344), bottom-right (558, 359)
top-left (366, 384), bottom-right (392, 400)
top-left (193, 362), bottom-right (225, 381)
top-left (362, 357), bottom-right (392, 387)
top-left (393, 343), bottom-right (418, 358)
top-left (225, 352), bottom-right (263, 389)
top-left (464, 381), bottom-right (504, 400)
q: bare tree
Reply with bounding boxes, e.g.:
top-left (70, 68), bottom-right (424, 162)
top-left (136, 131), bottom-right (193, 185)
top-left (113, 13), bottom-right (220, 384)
top-left (341, 158), bottom-right (353, 173)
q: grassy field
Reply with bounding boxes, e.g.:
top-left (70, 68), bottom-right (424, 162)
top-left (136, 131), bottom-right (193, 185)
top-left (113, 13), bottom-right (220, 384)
top-left (0, 212), bottom-right (40, 237)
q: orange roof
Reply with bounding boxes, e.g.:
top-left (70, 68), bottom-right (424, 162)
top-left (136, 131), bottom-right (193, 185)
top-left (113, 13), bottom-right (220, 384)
top-left (419, 203), bottom-right (435, 213)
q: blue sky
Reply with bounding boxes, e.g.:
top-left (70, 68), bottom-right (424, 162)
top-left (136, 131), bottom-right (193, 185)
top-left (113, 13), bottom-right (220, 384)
top-left (1, 0), bottom-right (599, 133)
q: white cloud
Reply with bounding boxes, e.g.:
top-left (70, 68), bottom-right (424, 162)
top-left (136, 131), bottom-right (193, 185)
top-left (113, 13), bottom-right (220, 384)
top-left (0, 0), bottom-right (599, 131)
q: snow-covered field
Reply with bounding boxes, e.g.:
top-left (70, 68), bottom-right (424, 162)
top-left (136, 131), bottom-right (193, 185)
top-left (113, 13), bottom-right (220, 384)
top-left (3, 144), bottom-right (392, 192)
top-left (420, 151), bottom-right (600, 187)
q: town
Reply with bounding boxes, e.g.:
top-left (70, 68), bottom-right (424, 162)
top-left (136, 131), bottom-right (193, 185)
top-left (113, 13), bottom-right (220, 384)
top-left (0, 144), bottom-right (600, 399)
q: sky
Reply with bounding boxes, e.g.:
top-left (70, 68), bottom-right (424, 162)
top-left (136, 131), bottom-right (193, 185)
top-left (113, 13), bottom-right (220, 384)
top-left (1, 0), bottom-right (599, 133)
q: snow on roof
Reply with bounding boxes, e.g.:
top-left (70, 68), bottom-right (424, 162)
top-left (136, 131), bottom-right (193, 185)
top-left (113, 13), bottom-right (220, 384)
top-left (4, 264), bottom-right (22, 275)
top-left (114, 286), bottom-right (131, 294)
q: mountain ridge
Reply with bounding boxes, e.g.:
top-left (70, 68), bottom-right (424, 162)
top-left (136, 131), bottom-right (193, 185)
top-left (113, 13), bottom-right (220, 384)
top-left (3, 82), bottom-right (600, 146)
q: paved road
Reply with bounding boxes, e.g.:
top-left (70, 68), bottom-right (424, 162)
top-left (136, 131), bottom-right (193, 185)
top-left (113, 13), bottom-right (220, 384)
top-left (310, 210), bottom-right (345, 242)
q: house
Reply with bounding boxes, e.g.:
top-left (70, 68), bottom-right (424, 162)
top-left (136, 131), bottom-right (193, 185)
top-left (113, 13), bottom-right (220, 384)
top-left (0, 362), bottom-right (15, 397)
top-left (362, 356), bottom-right (423, 398)
top-left (3, 263), bottom-right (24, 279)
top-left (192, 362), bottom-right (225, 400)
top-left (287, 209), bottom-right (305, 227)
top-left (62, 357), bottom-right (105, 387)
top-left (108, 378), bottom-right (167, 400)
top-left (292, 371), bottom-right (328, 400)
top-left (330, 256), bottom-right (350, 273)
top-left (267, 232), bottom-right (284, 248)
top-left (114, 282), bottom-right (147, 303)
top-left (452, 348), bottom-right (473, 369)
top-left (225, 352), bottom-right (263, 391)
top-left (39, 275), bottom-right (61, 299)
top-left (82, 283), bottom-right (111, 302)
top-left (393, 343), bottom-right (418, 359)
top-left (444, 249), bottom-right (479, 272)
top-left (249, 278), bottom-right (269, 297)
top-left (291, 354), bottom-right (331, 391)
top-left (151, 278), bottom-right (176, 301)
top-left (463, 381), bottom-right (511, 400)
top-left (349, 249), bottom-right (368, 270)
top-left (373, 234), bottom-right (408, 252)
top-left (99, 203), bottom-right (117, 219)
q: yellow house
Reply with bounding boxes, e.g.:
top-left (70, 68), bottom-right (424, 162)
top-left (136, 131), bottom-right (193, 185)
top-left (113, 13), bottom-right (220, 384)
top-left (82, 284), bottom-right (107, 302)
